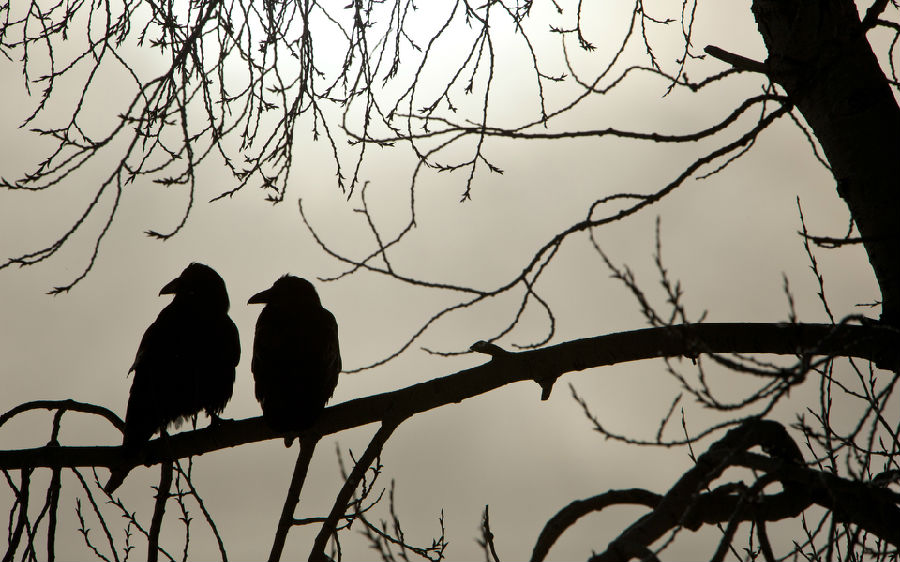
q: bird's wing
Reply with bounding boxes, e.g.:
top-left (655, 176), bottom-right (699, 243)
top-left (200, 313), bottom-right (241, 372)
top-left (251, 306), bottom-right (288, 403)
top-left (124, 303), bottom-right (189, 434)
top-left (315, 308), bottom-right (342, 403)
top-left (226, 317), bottom-right (241, 369)
top-left (129, 311), bottom-right (164, 374)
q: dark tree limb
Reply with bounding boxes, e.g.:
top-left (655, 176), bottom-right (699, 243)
top-left (862, 0), bottom-right (891, 29)
top-left (589, 420), bottom-right (788, 561)
top-left (3, 469), bottom-right (32, 562)
top-left (268, 436), bottom-right (320, 562)
top-left (530, 489), bottom-right (662, 562)
top-left (148, 463), bottom-right (174, 562)
top-left (580, 420), bottom-right (900, 562)
top-left (735, 452), bottom-right (900, 546)
top-left (0, 400), bottom-right (124, 432)
top-left (46, 465), bottom-right (60, 562)
top-left (704, 45), bottom-right (768, 74)
top-left (752, 0), bottom-right (900, 326)
top-left (308, 420), bottom-right (401, 562)
top-left (45, 410), bottom-right (64, 562)
top-left (0, 323), bottom-right (896, 484)
top-left (756, 517), bottom-right (776, 562)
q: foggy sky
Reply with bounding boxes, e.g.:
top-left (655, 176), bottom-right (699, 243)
top-left (0, 0), bottom-right (883, 559)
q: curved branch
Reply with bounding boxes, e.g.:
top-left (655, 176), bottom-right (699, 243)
top-left (0, 400), bottom-right (124, 432)
top-left (531, 489), bottom-right (662, 562)
top-left (587, 420), bottom-right (900, 561)
top-left (734, 452), bottom-right (900, 548)
top-left (0, 323), bottom-right (895, 475)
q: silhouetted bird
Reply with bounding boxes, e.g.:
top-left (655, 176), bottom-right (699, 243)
top-left (122, 262), bottom-right (240, 449)
top-left (249, 276), bottom-right (341, 444)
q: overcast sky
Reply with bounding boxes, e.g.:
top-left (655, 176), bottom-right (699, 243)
top-left (0, 0), bottom-right (888, 559)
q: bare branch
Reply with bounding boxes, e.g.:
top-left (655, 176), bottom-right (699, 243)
top-left (589, 419), bottom-right (900, 561)
top-left (530, 490), bottom-right (662, 562)
top-left (268, 437), bottom-right (319, 562)
top-left (0, 323), bottom-right (896, 477)
top-left (3, 468), bottom-right (32, 562)
top-left (0, 400), bottom-right (124, 432)
top-left (172, 460), bottom-right (228, 562)
top-left (309, 420), bottom-right (402, 561)
top-left (71, 468), bottom-right (121, 562)
top-left (704, 45), bottom-right (768, 74)
top-left (148, 463), bottom-right (174, 562)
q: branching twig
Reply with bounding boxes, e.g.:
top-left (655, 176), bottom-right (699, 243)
top-left (309, 420), bottom-right (403, 561)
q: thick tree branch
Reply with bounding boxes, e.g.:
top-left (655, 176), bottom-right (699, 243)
top-left (532, 459), bottom-right (842, 560)
top-left (589, 419), bottom-right (900, 561)
top-left (734, 452), bottom-right (900, 547)
top-left (0, 323), bottom-right (895, 478)
top-left (531, 489), bottom-right (662, 562)
top-left (752, 0), bottom-right (900, 325)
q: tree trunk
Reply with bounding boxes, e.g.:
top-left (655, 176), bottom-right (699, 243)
top-left (752, 0), bottom-right (900, 326)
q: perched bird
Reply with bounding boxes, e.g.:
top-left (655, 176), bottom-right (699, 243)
top-left (249, 275), bottom-right (341, 444)
top-left (122, 262), bottom-right (241, 449)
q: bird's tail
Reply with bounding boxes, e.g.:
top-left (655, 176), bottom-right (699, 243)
top-left (104, 439), bottom-right (142, 493)
top-left (104, 468), bottom-right (128, 494)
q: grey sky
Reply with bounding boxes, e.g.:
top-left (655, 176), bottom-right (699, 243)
top-left (0, 0), bottom-right (886, 559)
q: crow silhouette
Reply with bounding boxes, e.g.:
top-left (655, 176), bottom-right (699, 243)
top-left (106, 263), bottom-right (240, 493)
top-left (122, 262), bottom-right (240, 449)
top-left (249, 275), bottom-right (341, 445)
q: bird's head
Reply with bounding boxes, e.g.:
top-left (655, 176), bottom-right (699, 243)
top-left (161, 262), bottom-right (230, 311)
top-left (248, 275), bottom-right (321, 307)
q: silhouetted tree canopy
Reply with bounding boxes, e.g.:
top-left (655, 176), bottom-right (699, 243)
top-left (1, 0), bottom-right (899, 559)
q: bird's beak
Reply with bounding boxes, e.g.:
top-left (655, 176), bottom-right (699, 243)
top-left (248, 288), bottom-right (272, 304)
top-left (159, 277), bottom-right (180, 296)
